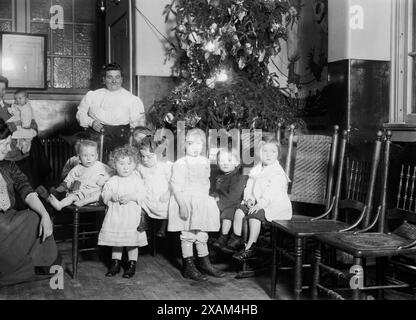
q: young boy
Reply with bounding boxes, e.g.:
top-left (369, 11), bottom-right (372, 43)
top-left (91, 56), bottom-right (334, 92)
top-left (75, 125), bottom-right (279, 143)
top-left (60, 131), bottom-right (92, 180)
top-left (48, 140), bottom-right (113, 210)
top-left (211, 148), bottom-right (248, 251)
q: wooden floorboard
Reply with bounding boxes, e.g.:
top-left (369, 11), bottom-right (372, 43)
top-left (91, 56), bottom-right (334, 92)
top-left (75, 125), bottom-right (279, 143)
top-left (0, 241), bottom-right (413, 300)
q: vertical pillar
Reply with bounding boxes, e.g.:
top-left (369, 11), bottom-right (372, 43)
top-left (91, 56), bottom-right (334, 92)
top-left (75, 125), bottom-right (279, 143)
top-left (327, 0), bottom-right (391, 144)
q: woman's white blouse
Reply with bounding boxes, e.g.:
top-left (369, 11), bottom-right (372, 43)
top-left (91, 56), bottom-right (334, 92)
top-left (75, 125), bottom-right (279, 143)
top-left (76, 88), bottom-right (145, 127)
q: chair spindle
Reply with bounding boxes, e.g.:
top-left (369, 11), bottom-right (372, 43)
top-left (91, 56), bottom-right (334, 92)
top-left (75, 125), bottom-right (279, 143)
top-left (397, 165), bottom-right (404, 209)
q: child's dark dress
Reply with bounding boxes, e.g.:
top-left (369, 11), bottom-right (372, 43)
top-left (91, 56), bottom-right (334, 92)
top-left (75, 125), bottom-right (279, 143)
top-left (213, 167), bottom-right (248, 221)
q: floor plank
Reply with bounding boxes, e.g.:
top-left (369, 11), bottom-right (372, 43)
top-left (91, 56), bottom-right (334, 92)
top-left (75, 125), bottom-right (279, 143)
top-left (0, 241), bottom-right (413, 300)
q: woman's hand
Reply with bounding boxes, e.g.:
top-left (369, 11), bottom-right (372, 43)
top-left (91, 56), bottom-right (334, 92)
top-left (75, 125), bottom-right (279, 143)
top-left (179, 205), bottom-right (189, 220)
top-left (248, 204), bottom-right (262, 215)
top-left (39, 215), bottom-right (53, 243)
top-left (92, 120), bottom-right (104, 133)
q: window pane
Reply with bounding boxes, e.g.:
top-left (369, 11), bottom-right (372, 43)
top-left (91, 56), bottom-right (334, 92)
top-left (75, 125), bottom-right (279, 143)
top-left (0, 20), bottom-right (12, 32)
top-left (74, 0), bottom-right (97, 23)
top-left (75, 24), bottom-right (95, 56)
top-left (53, 24), bottom-right (73, 55)
top-left (31, 0), bottom-right (51, 22)
top-left (74, 58), bottom-right (92, 88)
top-left (31, 22), bottom-right (51, 54)
top-left (0, 0), bottom-right (12, 19)
top-left (52, 0), bottom-right (73, 22)
top-left (53, 57), bottom-right (72, 88)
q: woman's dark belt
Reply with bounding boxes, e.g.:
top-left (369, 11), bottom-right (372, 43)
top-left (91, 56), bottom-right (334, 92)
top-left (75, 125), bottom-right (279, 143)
top-left (88, 124), bottom-right (130, 155)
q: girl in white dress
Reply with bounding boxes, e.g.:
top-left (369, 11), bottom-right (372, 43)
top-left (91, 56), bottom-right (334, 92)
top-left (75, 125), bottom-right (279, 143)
top-left (231, 136), bottom-right (292, 261)
top-left (168, 128), bottom-right (225, 281)
top-left (98, 145), bottom-right (147, 279)
top-left (136, 136), bottom-right (172, 237)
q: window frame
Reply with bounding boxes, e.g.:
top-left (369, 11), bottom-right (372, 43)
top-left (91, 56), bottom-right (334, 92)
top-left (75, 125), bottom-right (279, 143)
top-left (390, 0), bottom-right (416, 124)
top-left (27, 0), bottom-right (100, 92)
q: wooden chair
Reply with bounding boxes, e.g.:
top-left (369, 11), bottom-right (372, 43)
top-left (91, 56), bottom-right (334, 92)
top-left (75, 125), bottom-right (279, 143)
top-left (232, 124), bottom-right (292, 278)
top-left (269, 125), bottom-right (339, 299)
top-left (311, 131), bottom-right (416, 300)
top-left (61, 130), bottom-right (106, 281)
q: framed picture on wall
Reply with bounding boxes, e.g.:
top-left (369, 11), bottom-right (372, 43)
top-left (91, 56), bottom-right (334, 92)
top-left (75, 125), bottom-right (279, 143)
top-left (0, 32), bottom-right (47, 89)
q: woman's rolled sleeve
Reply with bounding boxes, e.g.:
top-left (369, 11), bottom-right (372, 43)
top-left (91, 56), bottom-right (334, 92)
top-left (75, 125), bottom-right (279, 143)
top-left (76, 92), bottom-right (95, 128)
top-left (129, 96), bottom-right (146, 128)
top-left (10, 162), bottom-right (34, 201)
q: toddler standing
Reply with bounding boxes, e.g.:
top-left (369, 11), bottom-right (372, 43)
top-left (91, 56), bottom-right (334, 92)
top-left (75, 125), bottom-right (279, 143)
top-left (98, 145), bottom-right (147, 278)
top-left (136, 136), bottom-right (172, 237)
top-left (168, 128), bottom-right (225, 281)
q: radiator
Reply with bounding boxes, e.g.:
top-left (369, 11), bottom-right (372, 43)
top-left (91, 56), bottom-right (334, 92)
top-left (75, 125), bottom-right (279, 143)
top-left (40, 137), bottom-right (75, 185)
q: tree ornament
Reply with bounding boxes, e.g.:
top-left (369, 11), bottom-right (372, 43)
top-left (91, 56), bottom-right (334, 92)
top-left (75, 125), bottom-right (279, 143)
top-left (164, 113), bottom-right (175, 124)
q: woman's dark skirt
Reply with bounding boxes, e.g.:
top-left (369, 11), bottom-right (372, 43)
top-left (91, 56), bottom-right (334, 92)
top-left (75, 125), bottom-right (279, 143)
top-left (0, 209), bottom-right (58, 286)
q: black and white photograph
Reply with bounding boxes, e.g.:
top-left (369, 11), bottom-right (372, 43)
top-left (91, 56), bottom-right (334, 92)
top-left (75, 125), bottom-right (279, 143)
top-left (0, 0), bottom-right (415, 309)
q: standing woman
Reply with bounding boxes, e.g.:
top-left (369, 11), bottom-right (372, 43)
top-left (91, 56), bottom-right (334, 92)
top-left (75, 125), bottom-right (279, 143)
top-left (76, 63), bottom-right (146, 153)
top-left (0, 119), bottom-right (57, 286)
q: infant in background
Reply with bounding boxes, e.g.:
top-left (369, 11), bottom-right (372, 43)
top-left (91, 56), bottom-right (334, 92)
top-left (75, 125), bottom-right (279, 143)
top-left (6, 90), bottom-right (37, 154)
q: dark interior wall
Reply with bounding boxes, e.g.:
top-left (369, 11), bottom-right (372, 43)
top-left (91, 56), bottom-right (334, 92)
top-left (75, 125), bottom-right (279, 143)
top-left (138, 75), bottom-right (178, 114)
top-left (327, 59), bottom-right (390, 145)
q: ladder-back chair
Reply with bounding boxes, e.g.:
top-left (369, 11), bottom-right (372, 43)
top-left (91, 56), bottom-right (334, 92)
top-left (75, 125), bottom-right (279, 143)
top-left (271, 130), bottom-right (379, 300)
top-left (234, 125), bottom-right (337, 280)
top-left (269, 125), bottom-right (339, 299)
top-left (310, 131), bottom-right (416, 300)
top-left (60, 129), bottom-right (107, 281)
top-left (230, 124), bottom-right (288, 278)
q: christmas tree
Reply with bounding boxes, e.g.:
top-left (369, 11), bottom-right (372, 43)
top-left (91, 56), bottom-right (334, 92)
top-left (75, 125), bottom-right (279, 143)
top-left (148, 0), bottom-right (305, 131)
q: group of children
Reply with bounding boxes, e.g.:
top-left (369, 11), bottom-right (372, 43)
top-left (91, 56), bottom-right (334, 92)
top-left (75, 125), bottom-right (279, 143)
top-left (47, 126), bottom-right (293, 281)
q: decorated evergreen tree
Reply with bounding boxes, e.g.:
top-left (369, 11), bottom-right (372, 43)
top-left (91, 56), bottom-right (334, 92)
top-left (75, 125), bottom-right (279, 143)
top-left (148, 0), bottom-right (305, 131)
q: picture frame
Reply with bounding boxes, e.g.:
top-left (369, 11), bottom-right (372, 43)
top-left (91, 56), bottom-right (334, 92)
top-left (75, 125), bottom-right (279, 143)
top-left (0, 32), bottom-right (47, 90)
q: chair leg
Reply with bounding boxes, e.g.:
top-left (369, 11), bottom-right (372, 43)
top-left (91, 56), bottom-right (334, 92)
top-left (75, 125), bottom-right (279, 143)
top-left (152, 219), bottom-right (157, 257)
top-left (376, 257), bottom-right (385, 300)
top-left (311, 243), bottom-right (321, 300)
top-left (72, 210), bottom-right (79, 280)
top-left (352, 257), bottom-right (363, 300)
top-left (270, 226), bottom-right (278, 299)
top-left (294, 237), bottom-right (303, 300)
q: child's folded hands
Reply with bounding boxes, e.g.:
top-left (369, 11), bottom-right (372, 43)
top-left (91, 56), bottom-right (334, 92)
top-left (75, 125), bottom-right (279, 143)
top-left (119, 193), bottom-right (139, 204)
top-left (248, 204), bottom-right (262, 215)
top-left (111, 193), bottom-right (120, 202)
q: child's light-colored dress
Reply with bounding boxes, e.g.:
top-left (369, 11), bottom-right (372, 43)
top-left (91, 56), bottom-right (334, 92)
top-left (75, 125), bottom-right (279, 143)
top-left (6, 103), bottom-right (37, 139)
top-left (136, 161), bottom-right (172, 219)
top-left (244, 160), bottom-right (292, 221)
top-left (168, 155), bottom-right (220, 232)
top-left (98, 173), bottom-right (148, 247)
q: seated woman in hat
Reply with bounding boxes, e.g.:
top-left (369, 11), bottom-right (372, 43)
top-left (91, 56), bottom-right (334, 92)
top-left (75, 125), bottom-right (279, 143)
top-left (0, 118), bottom-right (58, 286)
top-left (76, 63), bottom-right (146, 154)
